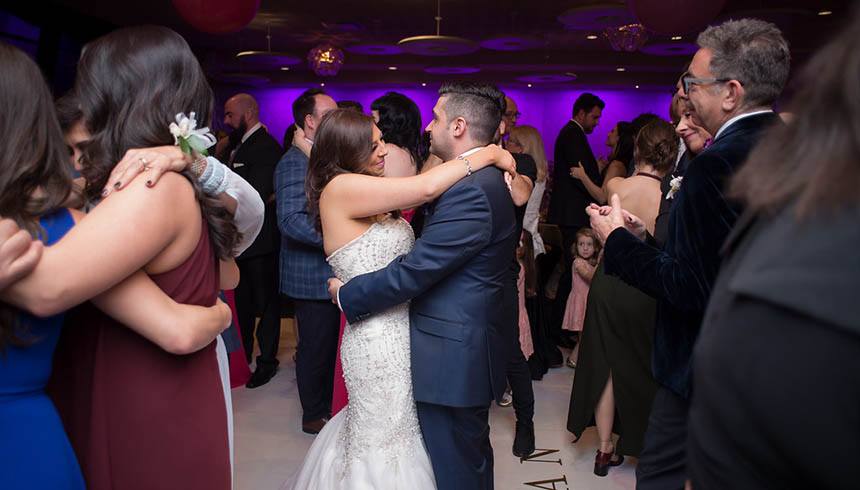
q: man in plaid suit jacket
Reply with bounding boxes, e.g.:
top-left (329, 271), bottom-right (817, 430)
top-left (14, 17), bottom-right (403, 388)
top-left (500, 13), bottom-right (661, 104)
top-left (274, 88), bottom-right (339, 434)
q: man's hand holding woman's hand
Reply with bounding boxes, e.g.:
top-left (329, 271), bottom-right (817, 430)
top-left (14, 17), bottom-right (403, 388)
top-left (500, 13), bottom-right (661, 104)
top-left (585, 194), bottom-right (642, 244)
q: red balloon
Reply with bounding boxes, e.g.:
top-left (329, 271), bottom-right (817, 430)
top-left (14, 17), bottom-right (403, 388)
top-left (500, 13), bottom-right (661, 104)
top-left (628, 0), bottom-right (726, 36)
top-left (172, 0), bottom-right (260, 34)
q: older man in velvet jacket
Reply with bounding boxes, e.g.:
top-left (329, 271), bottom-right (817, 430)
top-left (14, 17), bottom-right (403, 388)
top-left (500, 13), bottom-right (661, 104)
top-left (587, 19), bottom-right (789, 490)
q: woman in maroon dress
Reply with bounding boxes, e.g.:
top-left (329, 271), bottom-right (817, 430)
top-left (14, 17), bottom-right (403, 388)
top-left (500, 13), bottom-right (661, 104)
top-left (6, 26), bottom-right (240, 489)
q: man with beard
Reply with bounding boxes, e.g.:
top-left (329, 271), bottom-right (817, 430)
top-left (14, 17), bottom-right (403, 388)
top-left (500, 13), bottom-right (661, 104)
top-left (223, 93), bottom-right (284, 387)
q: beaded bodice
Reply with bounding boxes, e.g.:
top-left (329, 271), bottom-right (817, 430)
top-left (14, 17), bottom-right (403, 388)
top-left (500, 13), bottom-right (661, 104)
top-left (327, 217), bottom-right (415, 283)
top-left (326, 217), bottom-right (422, 470)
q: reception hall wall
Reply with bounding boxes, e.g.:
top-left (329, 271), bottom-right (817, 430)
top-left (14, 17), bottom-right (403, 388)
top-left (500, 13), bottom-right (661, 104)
top-left (222, 86), bottom-right (673, 163)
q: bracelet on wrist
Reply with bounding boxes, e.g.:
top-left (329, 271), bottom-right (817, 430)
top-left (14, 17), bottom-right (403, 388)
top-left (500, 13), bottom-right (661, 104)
top-left (190, 153), bottom-right (208, 177)
top-left (457, 155), bottom-right (473, 176)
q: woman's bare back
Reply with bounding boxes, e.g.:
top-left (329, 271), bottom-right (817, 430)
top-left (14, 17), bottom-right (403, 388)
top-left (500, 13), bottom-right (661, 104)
top-left (606, 175), bottom-right (663, 235)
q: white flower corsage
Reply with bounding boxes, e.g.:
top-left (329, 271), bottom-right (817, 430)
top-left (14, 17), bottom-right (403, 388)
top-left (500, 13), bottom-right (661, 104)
top-left (666, 175), bottom-right (683, 200)
top-left (169, 112), bottom-right (216, 156)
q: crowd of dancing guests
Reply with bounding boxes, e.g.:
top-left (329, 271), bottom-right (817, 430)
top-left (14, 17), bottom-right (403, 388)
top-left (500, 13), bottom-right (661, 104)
top-left (1, 7), bottom-right (859, 490)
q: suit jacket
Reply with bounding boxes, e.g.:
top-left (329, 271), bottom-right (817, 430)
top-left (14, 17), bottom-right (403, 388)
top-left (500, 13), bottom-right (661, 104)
top-left (549, 121), bottom-right (603, 229)
top-left (339, 167), bottom-right (518, 407)
top-left (602, 112), bottom-right (781, 398)
top-left (230, 127), bottom-right (283, 260)
top-left (689, 202), bottom-right (860, 488)
top-left (274, 146), bottom-right (332, 300)
top-left (654, 150), bottom-right (694, 248)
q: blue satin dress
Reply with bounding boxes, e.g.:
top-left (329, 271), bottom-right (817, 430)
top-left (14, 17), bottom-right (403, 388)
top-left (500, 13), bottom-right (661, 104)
top-left (0, 208), bottom-right (85, 489)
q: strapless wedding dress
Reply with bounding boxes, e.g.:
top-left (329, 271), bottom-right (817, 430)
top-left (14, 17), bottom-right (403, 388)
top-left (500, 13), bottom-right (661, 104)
top-left (288, 217), bottom-right (436, 490)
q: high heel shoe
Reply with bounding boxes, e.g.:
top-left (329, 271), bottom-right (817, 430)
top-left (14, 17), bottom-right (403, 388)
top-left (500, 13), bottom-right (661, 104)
top-left (593, 449), bottom-right (624, 477)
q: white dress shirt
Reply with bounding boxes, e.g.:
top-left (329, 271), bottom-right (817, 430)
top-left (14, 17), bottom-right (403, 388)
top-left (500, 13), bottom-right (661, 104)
top-left (523, 180), bottom-right (546, 257)
top-left (241, 122), bottom-right (263, 144)
top-left (222, 164), bottom-right (265, 256)
top-left (714, 110), bottom-right (774, 141)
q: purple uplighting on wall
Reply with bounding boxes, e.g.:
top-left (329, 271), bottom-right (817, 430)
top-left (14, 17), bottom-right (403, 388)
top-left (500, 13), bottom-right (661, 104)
top-left (224, 85), bottom-right (672, 161)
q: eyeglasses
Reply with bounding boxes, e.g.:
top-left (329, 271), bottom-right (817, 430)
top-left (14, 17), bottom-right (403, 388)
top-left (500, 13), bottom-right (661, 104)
top-left (682, 75), bottom-right (733, 95)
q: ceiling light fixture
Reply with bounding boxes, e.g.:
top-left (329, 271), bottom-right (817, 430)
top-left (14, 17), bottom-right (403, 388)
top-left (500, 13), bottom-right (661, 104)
top-left (308, 44), bottom-right (345, 76)
top-left (527, 83), bottom-right (533, 88)
top-left (280, 67), bottom-right (290, 71)
top-left (586, 35), bottom-right (598, 40)
top-left (397, 0), bottom-right (479, 56)
top-left (320, 82), bottom-right (325, 87)
top-left (635, 85), bottom-right (640, 89)
top-left (421, 82), bottom-right (427, 87)
top-left (388, 66), bottom-right (398, 71)
top-left (616, 67), bottom-right (626, 72)
top-left (818, 10), bottom-right (833, 16)
top-left (235, 24), bottom-right (301, 66)
top-left (671, 36), bottom-right (682, 41)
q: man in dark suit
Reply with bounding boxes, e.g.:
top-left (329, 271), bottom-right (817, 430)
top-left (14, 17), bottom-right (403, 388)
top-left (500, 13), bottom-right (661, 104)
top-left (223, 94), bottom-right (284, 387)
top-left (332, 82), bottom-right (517, 490)
top-left (549, 93), bottom-right (605, 242)
top-left (274, 88), bottom-right (339, 433)
top-left (586, 19), bottom-right (789, 490)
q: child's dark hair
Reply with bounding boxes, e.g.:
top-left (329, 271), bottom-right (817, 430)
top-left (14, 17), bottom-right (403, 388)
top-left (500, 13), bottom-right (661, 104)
top-left (573, 228), bottom-right (601, 266)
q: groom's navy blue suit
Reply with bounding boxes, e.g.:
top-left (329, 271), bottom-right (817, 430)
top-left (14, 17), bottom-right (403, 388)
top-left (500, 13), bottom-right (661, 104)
top-left (340, 165), bottom-right (517, 489)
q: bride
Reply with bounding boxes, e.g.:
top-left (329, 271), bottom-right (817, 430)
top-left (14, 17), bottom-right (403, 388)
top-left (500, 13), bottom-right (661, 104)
top-left (287, 108), bottom-right (514, 489)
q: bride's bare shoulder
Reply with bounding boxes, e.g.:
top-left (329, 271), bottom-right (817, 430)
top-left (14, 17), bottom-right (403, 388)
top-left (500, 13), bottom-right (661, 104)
top-left (320, 173), bottom-right (368, 200)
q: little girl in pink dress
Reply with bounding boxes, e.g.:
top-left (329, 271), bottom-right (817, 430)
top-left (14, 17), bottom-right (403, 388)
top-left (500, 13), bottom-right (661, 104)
top-left (561, 228), bottom-right (600, 367)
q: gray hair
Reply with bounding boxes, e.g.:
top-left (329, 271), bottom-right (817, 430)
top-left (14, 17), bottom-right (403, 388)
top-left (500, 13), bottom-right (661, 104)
top-left (697, 18), bottom-right (790, 109)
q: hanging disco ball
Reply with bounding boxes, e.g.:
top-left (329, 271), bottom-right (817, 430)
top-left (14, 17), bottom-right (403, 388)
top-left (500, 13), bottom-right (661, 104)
top-left (307, 44), bottom-right (345, 77)
top-left (604, 23), bottom-right (649, 52)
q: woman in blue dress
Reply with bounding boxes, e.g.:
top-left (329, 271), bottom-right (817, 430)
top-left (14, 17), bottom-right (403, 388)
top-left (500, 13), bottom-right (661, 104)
top-left (0, 41), bottom-right (232, 489)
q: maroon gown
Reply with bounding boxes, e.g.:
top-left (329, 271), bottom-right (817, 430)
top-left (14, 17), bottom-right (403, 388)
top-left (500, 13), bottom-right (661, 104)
top-left (48, 220), bottom-right (230, 490)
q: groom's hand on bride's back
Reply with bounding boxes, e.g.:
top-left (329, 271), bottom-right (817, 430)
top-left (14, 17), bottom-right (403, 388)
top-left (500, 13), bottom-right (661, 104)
top-left (327, 277), bottom-right (344, 308)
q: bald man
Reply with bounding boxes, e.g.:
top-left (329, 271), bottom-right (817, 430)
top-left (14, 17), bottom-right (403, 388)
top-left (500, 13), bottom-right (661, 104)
top-left (223, 93), bottom-right (285, 388)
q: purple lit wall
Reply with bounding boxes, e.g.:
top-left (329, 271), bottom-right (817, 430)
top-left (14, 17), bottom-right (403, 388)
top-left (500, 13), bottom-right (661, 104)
top-left (220, 85), bottom-right (672, 162)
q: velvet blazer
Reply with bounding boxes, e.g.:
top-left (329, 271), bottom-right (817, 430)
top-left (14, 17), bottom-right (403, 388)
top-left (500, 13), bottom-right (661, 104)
top-left (602, 112), bottom-right (782, 398)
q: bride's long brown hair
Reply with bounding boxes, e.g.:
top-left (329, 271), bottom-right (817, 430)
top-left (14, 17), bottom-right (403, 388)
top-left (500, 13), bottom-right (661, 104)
top-left (306, 109), bottom-right (397, 231)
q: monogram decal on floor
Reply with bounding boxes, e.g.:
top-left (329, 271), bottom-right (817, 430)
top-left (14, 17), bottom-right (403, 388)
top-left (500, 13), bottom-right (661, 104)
top-left (520, 449), bottom-right (569, 489)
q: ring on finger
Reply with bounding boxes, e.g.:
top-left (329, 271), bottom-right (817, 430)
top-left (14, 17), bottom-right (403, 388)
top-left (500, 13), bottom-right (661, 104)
top-left (139, 157), bottom-right (150, 170)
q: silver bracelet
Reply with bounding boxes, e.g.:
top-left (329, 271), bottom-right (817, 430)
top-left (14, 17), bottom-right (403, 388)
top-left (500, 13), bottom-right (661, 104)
top-left (190, 154), bottom-right (208, 177)
top-left (458, 155), bottom-right (473, 176)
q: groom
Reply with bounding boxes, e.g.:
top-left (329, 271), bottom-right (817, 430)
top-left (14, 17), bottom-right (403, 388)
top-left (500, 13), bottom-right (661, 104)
top-left (330, 81), bottom-right (517, 489)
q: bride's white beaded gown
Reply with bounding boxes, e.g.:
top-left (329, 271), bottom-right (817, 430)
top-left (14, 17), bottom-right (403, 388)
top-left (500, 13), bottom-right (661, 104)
top-left (288, 217), bottom-right (436, 489)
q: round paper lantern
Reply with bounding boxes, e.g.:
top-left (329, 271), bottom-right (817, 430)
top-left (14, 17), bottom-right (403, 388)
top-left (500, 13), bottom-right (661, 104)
top-left (172, 0), bottom-right (260, 34)
top-left (627, 0), bottom-right (726, 36)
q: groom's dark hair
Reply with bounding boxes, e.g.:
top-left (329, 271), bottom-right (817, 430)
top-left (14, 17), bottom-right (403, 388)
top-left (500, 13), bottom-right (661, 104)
top-left (438, 81), bottom-right (505, 145)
